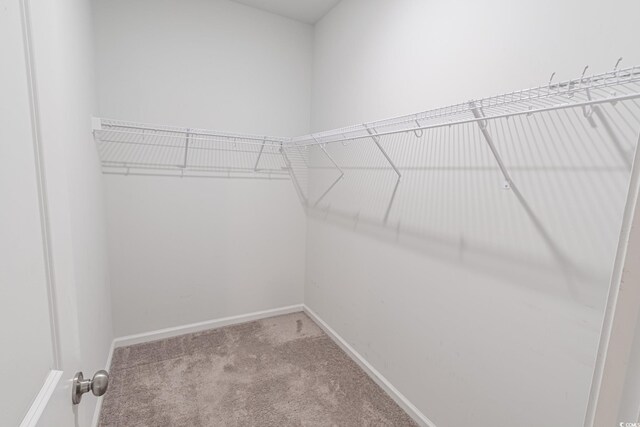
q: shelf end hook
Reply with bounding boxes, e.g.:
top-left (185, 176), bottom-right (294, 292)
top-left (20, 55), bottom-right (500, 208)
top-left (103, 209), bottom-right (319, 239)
top-left (614, 57), bottom-right (623, 71)
top-left (581, 65), bottom-right (589, 82)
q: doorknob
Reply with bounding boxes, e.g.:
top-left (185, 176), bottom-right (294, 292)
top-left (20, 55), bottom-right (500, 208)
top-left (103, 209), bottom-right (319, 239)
top-left (72, 370), bottom-right (109, 404)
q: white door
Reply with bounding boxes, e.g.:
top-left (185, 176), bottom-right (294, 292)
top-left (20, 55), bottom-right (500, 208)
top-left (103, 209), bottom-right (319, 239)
top-left (1, 0), bottom-right (66, 425)
top-left (1, 1), bottom-right (107, 426)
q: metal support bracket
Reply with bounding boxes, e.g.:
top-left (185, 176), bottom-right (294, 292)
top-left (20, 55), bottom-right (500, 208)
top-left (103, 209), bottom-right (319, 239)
top-left (182, 129), bottom-right (190, 169)
top-left (469, 103), bottom-right (515, 190)
top-left (313, 136), bottom-right (345, 177)
top-left (583, 88), bottom-right (631, 169)
top-left (364, 125), bottom-right (402, 178)
top-left (581, 87), bottom-right (598, 128)
top-left (470, 101), bottom-right (576, 295)
top-left (363, 125), bottom-right (402, 222)
top-left (311, 136), bottom-right (345, 207)
top-left (254, 137), bottom-right (266, 171)
top-left (279, 144), bottom-right (308, 206)
top-left (384, 176), bottom-right (401, 225)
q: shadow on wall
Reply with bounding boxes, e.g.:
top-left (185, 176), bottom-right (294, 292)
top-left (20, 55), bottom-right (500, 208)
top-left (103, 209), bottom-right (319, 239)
top-left (296, 100), bottom-right (640, 310)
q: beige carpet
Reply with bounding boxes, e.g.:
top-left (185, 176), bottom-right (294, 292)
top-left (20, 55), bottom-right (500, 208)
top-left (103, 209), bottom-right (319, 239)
top-left (99, 312), bottom-right (417, 426)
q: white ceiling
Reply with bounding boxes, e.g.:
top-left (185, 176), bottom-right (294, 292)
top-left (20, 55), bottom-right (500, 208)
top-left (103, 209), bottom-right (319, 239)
top-left (230, 0), bottom-right (341, 24)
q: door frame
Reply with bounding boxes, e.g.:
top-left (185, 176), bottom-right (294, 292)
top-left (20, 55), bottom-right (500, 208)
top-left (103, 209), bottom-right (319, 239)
top-left (584, 133), bottom-right (640, 426)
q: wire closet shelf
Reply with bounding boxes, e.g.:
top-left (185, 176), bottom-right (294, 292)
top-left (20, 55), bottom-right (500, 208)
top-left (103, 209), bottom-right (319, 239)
top-left (93, 64), bottom-right (640, 180)
top-left (94, 119), bottom-right (290, 179)
top-left (293, 64), bottom-right (640, 146)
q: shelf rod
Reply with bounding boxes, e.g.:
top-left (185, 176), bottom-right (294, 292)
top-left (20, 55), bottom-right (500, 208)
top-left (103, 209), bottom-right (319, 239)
top-left (98, 127), bottom-right (281, 146)
top-left (101, 160), bottom-right (289, 174)
top-left (101, 122), bottom-right (285, 144)
top-left (102, 170), bottom-right (290, 180)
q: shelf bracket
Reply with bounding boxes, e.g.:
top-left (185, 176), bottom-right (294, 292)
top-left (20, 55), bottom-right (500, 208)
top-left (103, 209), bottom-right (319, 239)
top-left (470, 101), bottom-right (576, 295)
top-left (280, 144), bottom-right (308, 207)
top-left (364, 125), bottom-right (402, 178)
top-left (311, 136), bottom-right (344, 208)
top-left (363, 125), bottom-right (402, 222)
top-left (469, 103), bottom-right (515, 190)
top-left (254, 137), bottom-right (266, 171)
top-left (315, 138), bottom-right (345, 177)
top-left (182, 129), bottom-right (190, 169)
top-left (383, 176), bottom-right (401, 225)
top-left (583, 88), bottom-right (632, 169)
top-left (312, 171), bottom-right (343, 208)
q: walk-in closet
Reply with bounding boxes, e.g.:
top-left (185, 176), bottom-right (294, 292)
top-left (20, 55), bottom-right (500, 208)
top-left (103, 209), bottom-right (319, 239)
top-left (3, 0), bottom-right (640, 426)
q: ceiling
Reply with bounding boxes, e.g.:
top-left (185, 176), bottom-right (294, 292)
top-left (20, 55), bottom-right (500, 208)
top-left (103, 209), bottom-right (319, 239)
top-left (230, 0), bottom-right (341, 24)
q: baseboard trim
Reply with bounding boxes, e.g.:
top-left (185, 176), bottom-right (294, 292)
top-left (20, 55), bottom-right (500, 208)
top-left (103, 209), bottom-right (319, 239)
top-left (91, 304), bottom-right (304, 427)
top-left (112, 304), bottom-right (304, 348)
top-left (303, 305), bottom-right (436, 427)
top-left (19, 370), bottom-right (63, 427)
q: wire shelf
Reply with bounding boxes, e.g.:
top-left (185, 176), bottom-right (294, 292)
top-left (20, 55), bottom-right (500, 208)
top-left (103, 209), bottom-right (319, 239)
top-left (291, 65), bottom-right (640, 147)
top-left (93, 64), bottom-right (640, 182)
top-left (93, 119), bottom-right (289, 179)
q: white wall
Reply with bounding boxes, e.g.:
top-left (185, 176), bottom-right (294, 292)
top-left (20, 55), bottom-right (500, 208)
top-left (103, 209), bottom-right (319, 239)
top-left (104, 177), bottom-right (306, 335)
top-left (0, 1), bottom-right (54, 424)
top-left (93, 0), bottom-right (312, 135)
top-left (93, 0), bottom-right (311, 336)
top-left (307, 1), bottom-right (640, 427)
top-left (312, 0), bottom-right (640, 128)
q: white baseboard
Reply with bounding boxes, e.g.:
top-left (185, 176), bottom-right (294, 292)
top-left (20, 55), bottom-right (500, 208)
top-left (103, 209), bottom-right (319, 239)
top-left (112, 304), bottom-right (304, 348)
top-left (91, 304), bottom-right (304, 427)
top-left (20, 370), bottom-right (63, 427)
top-left (303, 305), bottom-right (436, 427)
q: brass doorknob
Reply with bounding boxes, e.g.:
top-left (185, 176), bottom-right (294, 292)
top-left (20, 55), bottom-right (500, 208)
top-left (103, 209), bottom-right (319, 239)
top-left (72, 370), bottom-right (109, 405)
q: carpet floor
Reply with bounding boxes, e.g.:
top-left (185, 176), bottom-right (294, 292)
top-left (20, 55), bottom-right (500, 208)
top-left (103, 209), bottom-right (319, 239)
top-left (99, 312), bottom-right (417, 426)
